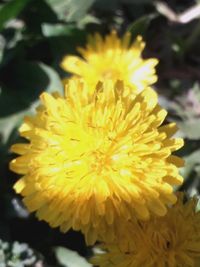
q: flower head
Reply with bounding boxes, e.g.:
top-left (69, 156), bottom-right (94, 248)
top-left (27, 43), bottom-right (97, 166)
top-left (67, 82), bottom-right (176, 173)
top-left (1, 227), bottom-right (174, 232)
top-left (61, 31), bottom-right (158, 92)
top-left (92, 194), bottom-right (200, 267)
top-left (10, 79), bottom-right (183, 245)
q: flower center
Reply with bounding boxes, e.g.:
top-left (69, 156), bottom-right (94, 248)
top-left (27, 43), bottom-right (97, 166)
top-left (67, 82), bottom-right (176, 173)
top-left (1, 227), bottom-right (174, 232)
top-left (151, 229), bottom-right (172, 252)
top-left (90, 151), bottom-right (111, 174)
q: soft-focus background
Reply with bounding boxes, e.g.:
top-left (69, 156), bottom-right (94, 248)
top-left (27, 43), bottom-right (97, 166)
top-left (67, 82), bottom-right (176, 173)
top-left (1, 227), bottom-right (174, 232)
top-left (0, 0), bottom-right (200, 266)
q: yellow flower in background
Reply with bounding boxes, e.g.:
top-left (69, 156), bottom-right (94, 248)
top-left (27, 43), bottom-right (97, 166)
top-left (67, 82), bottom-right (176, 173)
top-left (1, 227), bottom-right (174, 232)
top-left (92, 194), bottom-right (200, 267)
top-left (10, 79), bottom-right (183, 245)
top-left (61, 31), bottom-right (158, 92)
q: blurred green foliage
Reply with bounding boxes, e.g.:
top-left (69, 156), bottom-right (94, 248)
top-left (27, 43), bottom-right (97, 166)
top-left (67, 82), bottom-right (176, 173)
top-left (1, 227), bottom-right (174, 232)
top-left (0, 239), bottom-right (43, 266)
top-left (1, 0), bottom-right (200, 266)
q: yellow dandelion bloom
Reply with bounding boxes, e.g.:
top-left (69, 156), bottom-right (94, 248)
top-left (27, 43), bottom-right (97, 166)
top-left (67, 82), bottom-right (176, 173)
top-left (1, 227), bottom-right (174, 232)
top-left (10, 79), bottom-right (183, 245)
top-left (61, 31), bottom-right (158, 92)
top-left (92, 194), bottom-right (200, 267)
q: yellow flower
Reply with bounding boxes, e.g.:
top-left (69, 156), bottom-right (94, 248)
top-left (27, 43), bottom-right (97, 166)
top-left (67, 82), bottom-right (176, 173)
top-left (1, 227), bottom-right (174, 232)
top-left (92, 194), bottom-right (200, 267)
top-left (10, 79), bottom-right (183, 245)
top-left (61, 31), bottom-right (158, 92)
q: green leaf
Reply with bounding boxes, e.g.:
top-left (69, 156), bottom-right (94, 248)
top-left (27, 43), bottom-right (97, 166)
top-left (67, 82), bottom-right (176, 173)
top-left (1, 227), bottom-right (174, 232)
top-left (15, 61), bottom-right (63, 95)
top-left (46, 29), bottom-right (86, 70)
top-left (42, 23), bottom-right (76, 37)
top-left (177, 119), bottom-right (200, 140)
top-left (181, 149), bottom-right (200, 179)
top-left (0, 62), bottom-right (63, 117)
top-left (127, 14), bottom-right (157, 38)
top-left (77, 14), bottom-right (100, 29)
top-left (195, 165), bottom-right (200, 174)
top-left (55, 247), bottom-right (92, 267)
top-left (122, 0), bottom-right (153, 3)
top-left (0, 62), bottom-right (63, 144)
top-left (0, 110), bottom-right (27, 145)
top-left (0, 0), bottom-right (32, 32)
top-left (0, 34), bottom-right (6, 64)
top-left (93, 0), bottom-right (120, 11)
top-left (195, 198), bottom-right (200, 212)
top-left (45, 0), bottom-right (95, 22)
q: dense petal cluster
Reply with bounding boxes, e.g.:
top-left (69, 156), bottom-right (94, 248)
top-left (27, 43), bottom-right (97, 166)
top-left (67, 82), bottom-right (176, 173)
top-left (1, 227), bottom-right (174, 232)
top-left (92, 194), bottom-right (200, 267)
top-left (10, 79), bottom-right (183, 245)
top-left (61, 31), bottom-right (158, 91)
